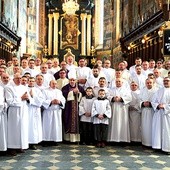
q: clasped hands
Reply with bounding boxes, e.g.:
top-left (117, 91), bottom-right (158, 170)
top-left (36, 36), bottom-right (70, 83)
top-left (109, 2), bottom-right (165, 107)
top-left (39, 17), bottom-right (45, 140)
top-left (84, 112), bottom-right (91, 117)
top-left (113, 96), bottom-right (122, 102)
top-left (21, 92), bottom-right (29, 101)
top-left (98, 114), bottom-right (104, 120)
top-left (157, 103), bottom-right (164, 109)
top-left (51, 99), bottom-right (60, 105)
top-left (143, 101), bottom-right (151, 107)
top-left (73, 87), bottom-right (79, 94)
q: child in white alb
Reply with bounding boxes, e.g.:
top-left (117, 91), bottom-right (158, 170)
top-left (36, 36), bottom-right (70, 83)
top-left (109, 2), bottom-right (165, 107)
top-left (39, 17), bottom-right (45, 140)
top-left (79, 87), bottom-right (96, 145)
top-left (91, 89), bottom-right (111, 147)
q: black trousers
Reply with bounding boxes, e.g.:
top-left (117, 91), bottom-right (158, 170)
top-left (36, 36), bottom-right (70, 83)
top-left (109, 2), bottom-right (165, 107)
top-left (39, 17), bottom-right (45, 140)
top-left (94, 124), bottom-right (108, 142)
top-left (80, 122), bottom-right (94, 144)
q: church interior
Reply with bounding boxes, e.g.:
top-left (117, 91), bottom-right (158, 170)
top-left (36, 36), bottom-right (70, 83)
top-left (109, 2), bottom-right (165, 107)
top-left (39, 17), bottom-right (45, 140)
top-left (1, 0), bottom-right (169, 66)
top-left (1, 0), bottom-right (170, 169)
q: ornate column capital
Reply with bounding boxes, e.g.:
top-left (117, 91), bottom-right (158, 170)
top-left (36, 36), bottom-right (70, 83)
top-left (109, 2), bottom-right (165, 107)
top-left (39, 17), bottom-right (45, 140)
top-left (80, 13), bottom-right (87, 20)
top-left (48, 13), bottom-right (53, 19)
top-left (53, 12), bottom-right (59, 20)
top-left (87, 14), bottom-right (92, 20)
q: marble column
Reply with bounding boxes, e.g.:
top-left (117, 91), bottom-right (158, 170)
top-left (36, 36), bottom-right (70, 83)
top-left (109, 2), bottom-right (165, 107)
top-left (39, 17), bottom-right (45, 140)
top-left (87, 14), bottom-right (92, 56)
top-left (80, 13), bottom-right (87, 56)
top-left (53, 12), bottom-right (59, 55)
top-left (48, 14), bottom-right (53, 55)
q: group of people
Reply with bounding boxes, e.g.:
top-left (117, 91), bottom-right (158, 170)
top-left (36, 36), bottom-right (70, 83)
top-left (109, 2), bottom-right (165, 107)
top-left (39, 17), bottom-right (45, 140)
top-left (0, 56), bottom-right (170, 156)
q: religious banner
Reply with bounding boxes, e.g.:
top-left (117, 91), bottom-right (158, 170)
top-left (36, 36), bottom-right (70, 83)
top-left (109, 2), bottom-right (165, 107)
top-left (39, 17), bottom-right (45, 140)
top-left (60, 14), bottom-right (79, 50)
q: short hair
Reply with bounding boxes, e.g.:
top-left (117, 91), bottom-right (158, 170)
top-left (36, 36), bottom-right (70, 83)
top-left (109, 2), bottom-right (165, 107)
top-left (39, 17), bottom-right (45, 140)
top-left (130, 81), bottom-right (138, 85)
top-left (24, 72), bottom-right (31, 76)
top-left (156, 59), bottom-right (163, 63)
top-left (36, 74), bottom-right (44, 78)
top-left (115, 68), bottom-right (122, 72)
top-left (164, 77), bottom-right (170, 80)
top-left (149, 59), bottom-right (155, 62)
top-left (148, 73), bottom-right (154, 77)
top-left (28, 59), bottom-right (35, 63)
top-left (99, 77), bottom-right (106, 81)
top-left (59, 69), bottom-right (66, 73)
top-left (135, 64), bottom-right (142, 68)
top-left (78, 57), bottom-right (85, 61)
top-left (93, 64), bottom-right (99, 69)
top-left (145, 78), bottom-right (154, 82)
top-left (98, 89), bottom-right (105, 93)
top-left (0, 66), bottom-right (5, 70)
top-left (12, 56), bottom-right (17, 59)
top-left (28, 77), bottom-right (35, 81)
top-left (21, 75), bottom-right (27, 79)
top-left (85, 87), bottom-right (93, 91)
top-left (135, 57), bottom-right (142, 60)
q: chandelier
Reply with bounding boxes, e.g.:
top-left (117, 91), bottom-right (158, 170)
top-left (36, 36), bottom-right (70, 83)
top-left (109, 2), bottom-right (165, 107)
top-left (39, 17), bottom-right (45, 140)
top-left (62, 0), bottom-right (79, 15)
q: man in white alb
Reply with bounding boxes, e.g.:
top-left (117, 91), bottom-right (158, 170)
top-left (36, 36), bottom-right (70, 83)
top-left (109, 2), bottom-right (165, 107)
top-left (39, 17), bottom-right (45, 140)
top-left (5, 73), bottom-right (30, 156)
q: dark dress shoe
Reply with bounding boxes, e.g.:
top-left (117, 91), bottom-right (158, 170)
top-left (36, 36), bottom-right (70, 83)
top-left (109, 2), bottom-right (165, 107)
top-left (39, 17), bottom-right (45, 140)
top-left (53, 142), bottom-right (58, 146)
top-left (29, 144), bottom-right (37, 150)
top-left (101, 142), bottom-right (106, 148)
top-left (17, 149), bottom-right (25, 153)
top-left (9, 150), bottom-right (17, 156)
top-left (96, 143), bottom-right (101, 148)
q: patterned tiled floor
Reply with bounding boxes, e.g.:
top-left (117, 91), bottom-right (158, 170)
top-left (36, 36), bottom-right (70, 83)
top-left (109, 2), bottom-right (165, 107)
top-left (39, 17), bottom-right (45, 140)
top-left (0, 144), bottom-right (170, 170)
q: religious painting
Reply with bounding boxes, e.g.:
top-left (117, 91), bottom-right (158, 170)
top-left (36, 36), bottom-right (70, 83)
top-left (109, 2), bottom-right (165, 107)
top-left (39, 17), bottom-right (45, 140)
top-left (103, 39), bottom-right (112, 50)
top-left (60, 14), bottom-right (79, 49)
top-left (4, 0), bottom-right (17, 30)
top-left (123, 2), bottom-right (128, 33)
top-left (103, 0), bottom-right (113, 50)
top-left (104, 18), bottom-right (112, 38)
top-left (104, 0), bottom-right (113, 18)
top-left (27, 0), bottom-right (38, 55)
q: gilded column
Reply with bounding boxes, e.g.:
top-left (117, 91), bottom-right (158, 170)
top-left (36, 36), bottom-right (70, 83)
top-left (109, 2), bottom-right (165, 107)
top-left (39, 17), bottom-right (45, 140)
top-left (53, 12), bottom-right (59, 55)
top-left (116, 0), bottom-right (120, 42)
top-left (39, 0), bottom-right (46, 46)
top-left (80, 13), bottom-right (87, 55)
top-left (48, 14), bottom-right (53, 55)
top-left (87, 14), bottom-right (92, 56)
